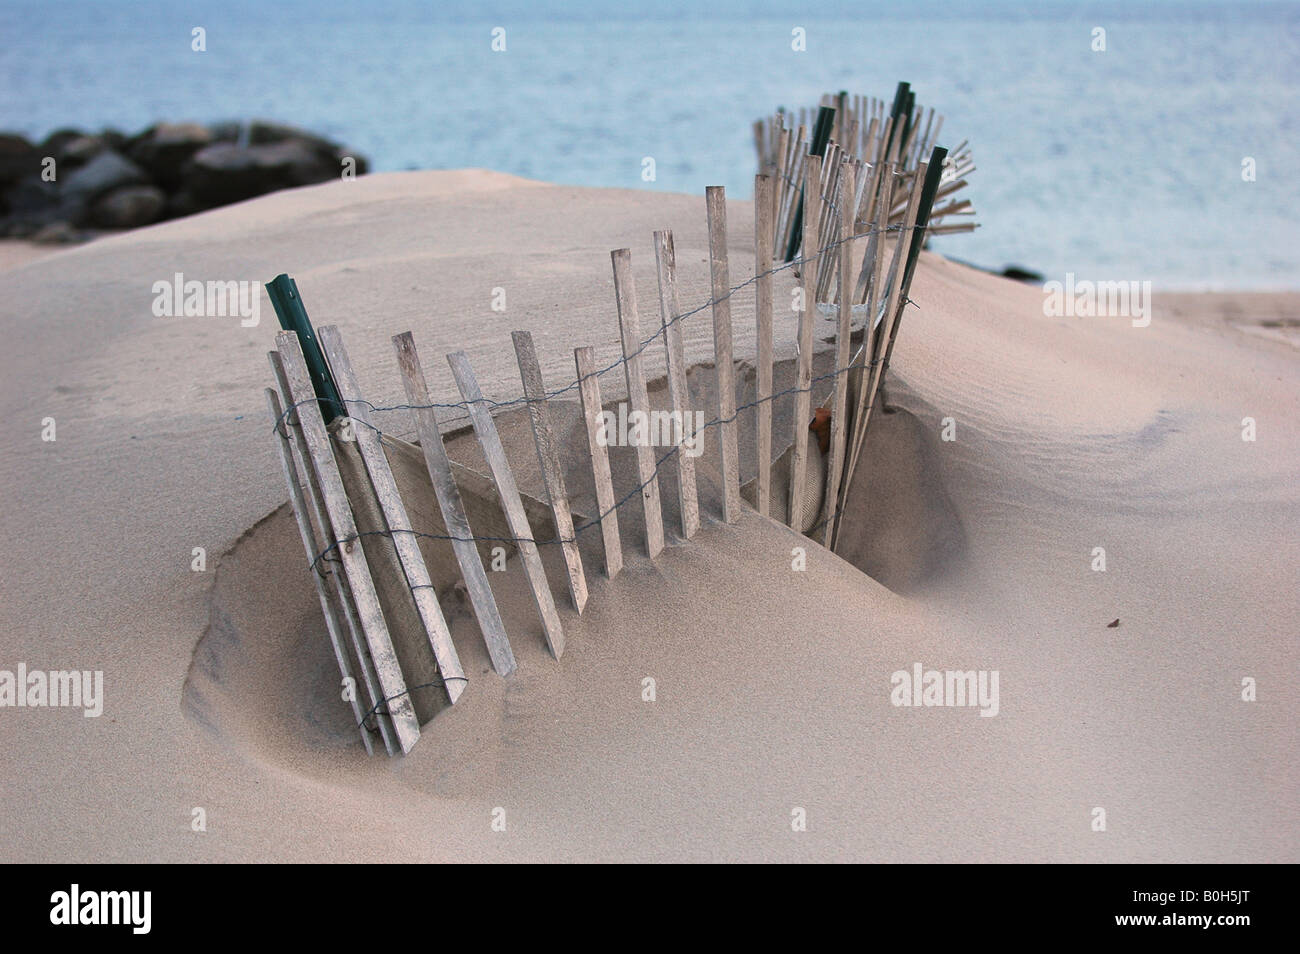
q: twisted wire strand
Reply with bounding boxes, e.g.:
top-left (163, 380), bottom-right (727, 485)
top-left (271, 220), bottom-right (922, 438)
top-left (301, 295), bottom-right (915, 575)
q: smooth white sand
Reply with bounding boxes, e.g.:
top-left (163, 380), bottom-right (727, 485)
top-left (0, 171), bottom-right (1295, 861)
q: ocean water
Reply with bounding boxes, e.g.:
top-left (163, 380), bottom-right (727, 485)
top-left (1, 0), bottom-right (1297, 288)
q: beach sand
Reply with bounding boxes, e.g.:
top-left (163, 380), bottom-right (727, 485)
top-left (0, 171), bottom-right (1295, 862)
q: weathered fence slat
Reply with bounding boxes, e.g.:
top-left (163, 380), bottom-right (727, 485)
top-left (512, 329), bottom-right (589, 614)
top-left (772, 126), bottom-right (791, 254)
top-left (705, 186), bottom-right (742, 522)
top-left (391, 331), bottom-right (517, 677)
top-left (275, 330), bottom-right (422, 754)
top-left (574, 345), bottom-right (623, 578)
top-left (651, 229), bottom-right (700, 539)
top-left (268, 351), bottom-right (398, 755)
top-left (822, 163), bottom-right (856, 547)
top-left (753, 175), bottom-right (775, 518)
top-left (789, 153), bottom-right (822, 528)
top-left (317, 326), bottom-right (467, 705)
top-left (815, 147), bottom-right (842, 300)
top-left (610, 248), bottom-right (666, 557)
top-left (447, 350), bottom-right (566, 660)
top-left (841, 161), bottom-right (927, 522)
top-left (832, 164), bottom-right (894, 549)
top-left (265, 386), bottom-right (374, 755)
top-left (774, 130), bottom-right (795, 259)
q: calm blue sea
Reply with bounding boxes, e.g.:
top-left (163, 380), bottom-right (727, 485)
top-left (1, 0), bottom-right (1297, 288)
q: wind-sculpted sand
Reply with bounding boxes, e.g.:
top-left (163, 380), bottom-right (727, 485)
top-left (0, 171), bottom-right (1295, 861)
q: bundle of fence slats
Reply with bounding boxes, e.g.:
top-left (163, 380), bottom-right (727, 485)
top-left (753, 84), bottom-right (978, 305)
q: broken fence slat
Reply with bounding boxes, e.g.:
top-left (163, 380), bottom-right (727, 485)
top-left (391, 331), bottom-right (517, 678)
top-left (446, 349), bottom-right (566, 660)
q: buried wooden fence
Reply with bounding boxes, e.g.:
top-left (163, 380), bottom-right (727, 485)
top-left (265, 93), bottom-right (965, 755)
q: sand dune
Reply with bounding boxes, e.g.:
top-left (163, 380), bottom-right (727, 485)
top-left (0, 171), bottom-right (1295, 862)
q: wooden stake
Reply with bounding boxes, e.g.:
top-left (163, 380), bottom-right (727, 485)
top-left (772, 125), bottom-right (791, 254)
top-left (705, 187), bottom-right (741, 523)
top-left (574, 346), bottom-right (622, 577)
top-left (268, 351), bottom-right (397, 755)
top-left (512, 329), bottom-right (588, 614)
top-left (610, 248), bottom-right (666, 556)
top-left (815, 149), bottom-right (843, 300)
top-left (841, 161), bottom-right (926, 512)
top-left (753, 176), bottom-right (775, 517)
top-left (265, 386), bottom-right (374, 755)
top-left (652, 230), bottom-right (700, 538)
top-left (275, 330), bottom-right (422, 754)
top-left (822, 163), bottom-right (855, 547)
top-left (855, 161), bottom-right (896, 305)
top-left (391, 331), bottom-right (517, 677)
top-left (447, 350), bottom-right (566, 660)
top-left (789, 153), bottom-right (821, 528)
top-left (317, 326), bottom-right (467, 706)
top-left (777, 129), bottom-right (807, 257)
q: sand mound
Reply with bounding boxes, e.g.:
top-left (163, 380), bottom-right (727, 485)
top-left (2, 171), bottom-right (1296, 861)
top-left (182, 505), bottom-right (357, 761)
top-left (833, 381), bottom-right (967, 592)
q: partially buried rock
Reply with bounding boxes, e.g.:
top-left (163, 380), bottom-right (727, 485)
top-left (127, 122), bottom-right (213, 191)
top-left (1001, 265), bottom-right (1045, 284)
top-left (0, 133), bottom-right (40, 186)
top-left (60, 149), bottom-right (148, 201)
top-left (0, 174), bottom-right (81, 233)
top-left (38, 128), bottom-right (88, 162)
top-left (30, 221), bottom-right (82, 244)
top-left (2, 120), bottom-right (368, 237)
top-left (91, 184), bottom-right (166, 228)
top-left (57, 134), bottom-right (106, 167)
top-left (182, 139), bottom-right (339, 208)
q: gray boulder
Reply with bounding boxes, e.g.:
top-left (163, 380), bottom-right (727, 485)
top-left (0, 174), bottom-right (85, 232)
top-left (0, 133), bottom-right (39, 186)
top-left (30, 221), bottom-right (83, 244)
top-left (61, 149), bottom-right (149, 201)
top-left (91, 184), bottom-right (166, 228)
top-left (128, 122), bottom-right (213, 190)
top-left (58, 135), bottom-right (106, 166)
top-left (38, 128), bottom-right (86, 160)
top-left (182, 139), bottom-right (339, 207)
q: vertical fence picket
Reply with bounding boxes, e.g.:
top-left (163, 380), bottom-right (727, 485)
top-left (512, 329), bottom-right (589, 614)
top-left (574, 345), bottom-right (623, 577)
top-left (391, 331), bottom-right (517, 677)
top-left (447, 350), bottom-right (566, 659)
top-left (276, 330), bottom-right (422, 754)
top-left (652, 230), bottom-right (701, 539)
top-left (610, 248), bottom-right (666, 557)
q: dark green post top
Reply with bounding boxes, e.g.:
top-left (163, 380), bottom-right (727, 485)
top-left (902, 145), bottom-right (949, 299)
top-left (266, 274), bottom-right (344, 424)
top-left (782, 104), bottom-right (837, 263)
top-left (884, 81), bottom-right (912, 161)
